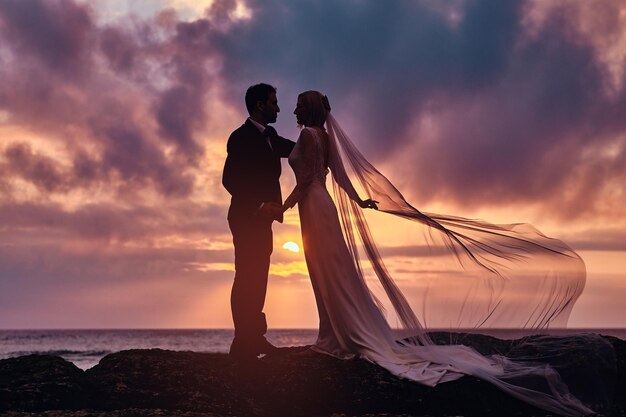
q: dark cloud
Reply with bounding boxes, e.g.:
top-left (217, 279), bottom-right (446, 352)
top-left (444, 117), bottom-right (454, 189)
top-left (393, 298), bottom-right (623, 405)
top-left (3, 142), bottom-right (69, 192)
top-left (0, 201), bottom-right (229, 242)
top-left (379, 245), bottom-right (449, 258)
top-left (0, 0), bottom-right (93, 75)
top-left (0, 0), bottom-right (625, 328)
top-left (94, 119), bottom-right (195, 197)
top-left (99, 25), bottom-right (140, 74)
top-left (566, 229), bottom-right (626, 252)
top-left (3, 0), bottom-right (623, 215)
top-left (207, 0), bottom-right (525, 151)
top-left (197, 0), bottom-right (626, 218)
top-left (0, 0), bottom-right (216, 198)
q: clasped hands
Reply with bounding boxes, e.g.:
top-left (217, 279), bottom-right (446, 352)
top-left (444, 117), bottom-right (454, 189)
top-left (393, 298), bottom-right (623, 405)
top-left (258, 202), bottom-right (284, 221)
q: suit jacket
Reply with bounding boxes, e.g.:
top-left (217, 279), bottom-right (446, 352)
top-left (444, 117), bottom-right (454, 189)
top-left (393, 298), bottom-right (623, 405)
top-left (222, 119), bottom-right (296, 221)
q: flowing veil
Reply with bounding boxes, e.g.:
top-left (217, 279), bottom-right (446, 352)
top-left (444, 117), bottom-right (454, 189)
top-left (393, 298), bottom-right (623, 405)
top-left (324, 112), bottom-right (614, 415)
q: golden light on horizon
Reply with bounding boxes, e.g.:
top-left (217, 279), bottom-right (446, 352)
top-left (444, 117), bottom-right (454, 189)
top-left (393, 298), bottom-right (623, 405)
top-left (282, 241), bottom-right (300, 253)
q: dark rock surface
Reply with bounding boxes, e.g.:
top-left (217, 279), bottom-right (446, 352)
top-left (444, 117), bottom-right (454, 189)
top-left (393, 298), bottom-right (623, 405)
top-left (1, 334), bottom-right (624, 417)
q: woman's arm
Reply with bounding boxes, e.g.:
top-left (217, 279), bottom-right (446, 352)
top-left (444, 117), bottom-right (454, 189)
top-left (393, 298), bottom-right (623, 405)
top-left (283, 129), bottom-right (316, 210)
top-left (327, 135), bottom-right (377, 209)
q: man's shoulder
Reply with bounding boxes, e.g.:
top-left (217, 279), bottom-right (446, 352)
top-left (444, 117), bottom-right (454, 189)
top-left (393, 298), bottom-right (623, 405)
top-left (229, 121), bottom-right (251, 138)
top-left (230, 120), bottom-right (258, 137)
top-left (227, 121), bottom-right (255, 149)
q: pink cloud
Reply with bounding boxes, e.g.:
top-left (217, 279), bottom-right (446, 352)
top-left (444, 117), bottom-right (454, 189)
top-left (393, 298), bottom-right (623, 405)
top-left (1, 0), bottom-right (625, 328)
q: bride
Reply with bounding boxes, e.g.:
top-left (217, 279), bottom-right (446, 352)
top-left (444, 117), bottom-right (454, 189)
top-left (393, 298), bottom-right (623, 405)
top-left (280, 90), bottom-right (596, 416)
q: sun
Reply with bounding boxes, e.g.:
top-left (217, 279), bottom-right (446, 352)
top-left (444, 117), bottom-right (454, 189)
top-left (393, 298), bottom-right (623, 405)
top-left (282, 241), bottom-right (300, 253)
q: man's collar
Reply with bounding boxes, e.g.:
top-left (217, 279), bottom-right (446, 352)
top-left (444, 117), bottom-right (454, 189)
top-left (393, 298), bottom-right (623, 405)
top-left (248, 117), bottom-right (266, 133)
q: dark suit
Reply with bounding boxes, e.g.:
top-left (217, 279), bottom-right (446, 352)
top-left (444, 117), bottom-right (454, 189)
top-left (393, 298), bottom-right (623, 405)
top-left (222, 119), bottom-right (295, 352)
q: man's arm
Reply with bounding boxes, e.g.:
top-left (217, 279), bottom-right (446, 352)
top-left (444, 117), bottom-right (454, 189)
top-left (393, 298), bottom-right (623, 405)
top-left (222, 134), bottom-right (253, 197)
top-left (274, 135), bottom-right (296, 158)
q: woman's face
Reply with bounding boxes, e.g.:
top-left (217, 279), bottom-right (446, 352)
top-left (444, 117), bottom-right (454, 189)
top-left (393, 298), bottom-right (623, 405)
top-left (294, 96), bottom-right (308, 126)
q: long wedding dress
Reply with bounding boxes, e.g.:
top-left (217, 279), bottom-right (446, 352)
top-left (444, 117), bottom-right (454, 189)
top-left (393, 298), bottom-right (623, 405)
top-left (283, 115), bottom-right (599, 416)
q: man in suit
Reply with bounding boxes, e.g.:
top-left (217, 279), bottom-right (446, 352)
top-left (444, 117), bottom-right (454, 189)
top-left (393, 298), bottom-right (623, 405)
top-left (222, 83), bottom-right (296, 359)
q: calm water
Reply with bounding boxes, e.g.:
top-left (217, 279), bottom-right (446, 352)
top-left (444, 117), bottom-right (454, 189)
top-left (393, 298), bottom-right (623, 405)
top-left (1, 328), bottom-right (624, 370)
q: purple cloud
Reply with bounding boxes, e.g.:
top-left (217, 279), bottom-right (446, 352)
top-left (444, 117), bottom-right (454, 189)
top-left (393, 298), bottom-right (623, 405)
top-left (0, 0), bottom-right (625, 328)
top-left (0, 0), bottom-right (218, 199)
top-left (194, 0), bottom-right (626, 218)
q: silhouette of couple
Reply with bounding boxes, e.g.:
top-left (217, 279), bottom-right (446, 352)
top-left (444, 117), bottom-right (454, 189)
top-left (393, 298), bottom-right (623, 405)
top-left (222, 83), bottom-right (594, 415)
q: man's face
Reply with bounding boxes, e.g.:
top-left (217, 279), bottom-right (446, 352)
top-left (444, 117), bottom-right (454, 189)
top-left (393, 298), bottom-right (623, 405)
top-left (260, 92), bottom-right (280, 124)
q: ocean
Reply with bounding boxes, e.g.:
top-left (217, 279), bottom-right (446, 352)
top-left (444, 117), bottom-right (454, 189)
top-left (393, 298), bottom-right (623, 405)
top-left (1, 328), bottom-right (624, 370)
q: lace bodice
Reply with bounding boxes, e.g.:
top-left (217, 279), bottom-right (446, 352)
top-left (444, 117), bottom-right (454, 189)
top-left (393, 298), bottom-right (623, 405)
top-left (284, 127), bottom-right (329, 208)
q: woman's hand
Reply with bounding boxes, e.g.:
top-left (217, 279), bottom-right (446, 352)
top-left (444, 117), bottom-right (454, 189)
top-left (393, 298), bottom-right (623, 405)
top-left (359, 199), bottom-right (379, 210)
top-left (258, 202), bottom-right (283, 220)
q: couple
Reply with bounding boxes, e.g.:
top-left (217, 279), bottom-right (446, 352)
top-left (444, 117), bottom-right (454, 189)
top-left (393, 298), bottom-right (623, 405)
top-left (222, 83), bottom-right (593, 416)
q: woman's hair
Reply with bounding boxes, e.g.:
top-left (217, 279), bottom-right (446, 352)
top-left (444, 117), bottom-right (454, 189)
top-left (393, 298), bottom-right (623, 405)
top-left (298, 90), bottom-right (331, 127)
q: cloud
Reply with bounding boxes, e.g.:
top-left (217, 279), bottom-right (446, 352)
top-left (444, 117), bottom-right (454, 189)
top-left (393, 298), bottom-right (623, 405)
top-left (565, 228), bottom-right (626, 252)
top-left (0, 0), bottom-right (221, 200)
top-left (0, 200), bottom-right (229, 243)
top-left (0, 240), bottom-right (236, 328)
top-left (3, 0), bottom-right (624, 214)
top-left (197, 0), bottom-right (626, 219)
top-left (1, 0), bottom-right (625, 328)
top-left (204, 0), bottom-right (526, 146)
top-left (3, 142), bottom-right (70, 192)
top-left (397, 5), bottom-right (626, 215)
top-left (0, 0), bottom-right (93, 74)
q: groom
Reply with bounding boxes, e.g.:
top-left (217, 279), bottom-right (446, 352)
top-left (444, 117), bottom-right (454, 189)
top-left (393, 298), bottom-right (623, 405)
top-left (222, 83), bottom-right (296, 360)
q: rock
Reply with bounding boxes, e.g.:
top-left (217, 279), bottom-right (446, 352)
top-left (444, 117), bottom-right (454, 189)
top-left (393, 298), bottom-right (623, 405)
top-left (0, 334), bottom-right (624, 416)
top-left (0, 410), bottom-right (227, 416)
top-left (0, 354), bottom-right (88, 411)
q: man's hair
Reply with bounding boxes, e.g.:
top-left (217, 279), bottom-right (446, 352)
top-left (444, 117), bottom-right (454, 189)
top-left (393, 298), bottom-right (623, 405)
top-left (245, 83), bottom-right (277, 115)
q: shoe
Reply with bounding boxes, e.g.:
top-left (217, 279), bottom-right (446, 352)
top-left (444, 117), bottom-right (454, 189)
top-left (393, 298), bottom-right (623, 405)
top-left (256, 337), bottom-right (279, 355)
top-left (229, 338), bottom-right (259, 360)
top-left (229, 350), bottom-right (258, 362)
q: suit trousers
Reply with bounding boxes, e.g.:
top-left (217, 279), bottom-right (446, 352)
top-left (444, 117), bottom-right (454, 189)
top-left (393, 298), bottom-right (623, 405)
top-left (228, 215), bottom-right (273, 343)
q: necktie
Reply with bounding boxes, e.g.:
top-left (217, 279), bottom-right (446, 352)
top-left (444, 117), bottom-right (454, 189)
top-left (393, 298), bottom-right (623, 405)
top-left (263, 126), bottom-right (276, 150)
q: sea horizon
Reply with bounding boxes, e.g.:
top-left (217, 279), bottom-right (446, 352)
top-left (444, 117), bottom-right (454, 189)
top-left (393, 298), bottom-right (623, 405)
top-left (2, 327), bottom-right (624, 371)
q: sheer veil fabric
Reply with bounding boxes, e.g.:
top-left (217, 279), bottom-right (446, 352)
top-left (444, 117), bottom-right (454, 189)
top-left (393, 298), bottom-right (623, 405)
top-left (326, 113), bottom-right (585, 331)
top-left (299, 112), bottom-right (607, 415)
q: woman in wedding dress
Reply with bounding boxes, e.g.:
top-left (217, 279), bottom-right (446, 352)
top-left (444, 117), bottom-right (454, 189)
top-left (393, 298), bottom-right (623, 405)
top-left (280, 90), bottom-right (597, 416)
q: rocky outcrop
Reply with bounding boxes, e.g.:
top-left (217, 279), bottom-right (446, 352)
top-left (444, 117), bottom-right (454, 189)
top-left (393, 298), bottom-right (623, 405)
top-left (1, 334), bottom-right (624, 417)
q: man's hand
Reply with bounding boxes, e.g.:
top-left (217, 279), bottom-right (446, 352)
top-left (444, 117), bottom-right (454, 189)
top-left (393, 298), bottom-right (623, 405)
top-left (258, 202), bottom-right (283, 220)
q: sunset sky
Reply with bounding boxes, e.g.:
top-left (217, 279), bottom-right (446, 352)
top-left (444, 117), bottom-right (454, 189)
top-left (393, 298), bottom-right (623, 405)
top-left (1, 0), bottom-right (625, 329)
